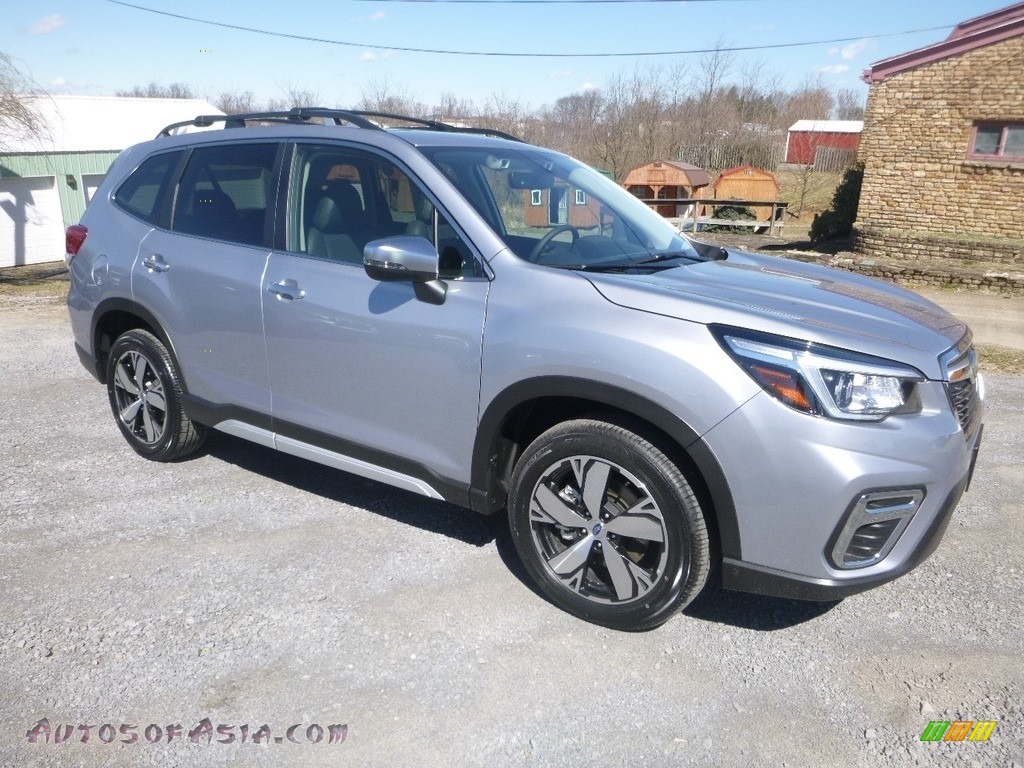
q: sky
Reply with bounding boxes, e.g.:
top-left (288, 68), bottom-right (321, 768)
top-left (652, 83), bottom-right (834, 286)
top-left (1, 0), bottom-right (1016, 111)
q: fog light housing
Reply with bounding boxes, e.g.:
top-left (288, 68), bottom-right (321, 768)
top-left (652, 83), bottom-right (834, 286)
top-left (829, 488), bottom-right (925, 569)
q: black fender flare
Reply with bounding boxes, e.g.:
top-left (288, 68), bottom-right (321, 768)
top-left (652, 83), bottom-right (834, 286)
top-left (90, 297), bottom-right (177, 384)
top-left (472, 376), bottom-right (742, 560)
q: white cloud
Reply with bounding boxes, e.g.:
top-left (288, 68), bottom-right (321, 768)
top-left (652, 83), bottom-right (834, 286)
top-left (370, 10), bottom-right (386, 21)
top-left (817, 64), bottom-right (850, 75)
top-left (359, 51), bottom-right (376, 62)
top-left (581, 80), bottom-right (598, 91)
top-left (841, 38), bottom-right (872, 60)
top-left (50, 77), bottom-right (68, 87)
top-left (27, 13), bottom-right (68, 34)
top-left (827, 47), bottom-right (839, 56)
top-left (548, 69), bottom-right (572, 79)
top-left (381, 50), bottom-right (396, 59)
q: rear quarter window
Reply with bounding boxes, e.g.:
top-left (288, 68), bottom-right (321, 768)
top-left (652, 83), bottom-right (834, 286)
top-left (113, 151), bottom-right (184, 225)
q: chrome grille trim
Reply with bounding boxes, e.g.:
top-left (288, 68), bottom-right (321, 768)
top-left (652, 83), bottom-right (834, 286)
top-left (940, 331), bottom-right (981, 439)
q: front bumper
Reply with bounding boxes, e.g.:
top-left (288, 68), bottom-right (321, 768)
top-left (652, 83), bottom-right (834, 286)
top-left (721, 474), bottom-right (967, 601)
top-left (703, 379), bottom-right (983, 601)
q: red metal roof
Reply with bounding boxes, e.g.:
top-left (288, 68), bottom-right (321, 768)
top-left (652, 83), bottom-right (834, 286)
top-left (862, 1), bottom-right (1024, 83)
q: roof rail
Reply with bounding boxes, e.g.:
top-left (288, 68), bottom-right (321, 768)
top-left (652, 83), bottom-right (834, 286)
top-left (156, 107), bottom-right (522, 142)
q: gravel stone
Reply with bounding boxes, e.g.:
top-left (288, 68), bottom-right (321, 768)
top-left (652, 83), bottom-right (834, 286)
top-left (1, 298), bottom-right (1022, 767)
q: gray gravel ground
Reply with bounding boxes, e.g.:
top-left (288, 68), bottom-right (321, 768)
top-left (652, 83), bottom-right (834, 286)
top-left (1, 297), bottom-right (1022, 768)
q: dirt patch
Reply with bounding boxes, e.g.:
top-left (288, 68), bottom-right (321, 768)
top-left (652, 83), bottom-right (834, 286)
top-left (0, 261), bottom-right (69, 299)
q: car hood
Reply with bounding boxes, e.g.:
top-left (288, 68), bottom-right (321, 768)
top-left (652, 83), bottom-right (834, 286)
top-left (582, 249), bottom-right (966, 379)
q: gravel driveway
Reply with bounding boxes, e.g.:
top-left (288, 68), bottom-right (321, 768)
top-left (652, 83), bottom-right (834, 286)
top-left (1, 297), bottom-right (1021, 768)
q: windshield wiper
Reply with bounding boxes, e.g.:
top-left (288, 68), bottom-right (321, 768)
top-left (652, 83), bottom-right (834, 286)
top-left (634, 252), bottom-right (716, 268)
top-left (558, 261), bottom-right (675, 273)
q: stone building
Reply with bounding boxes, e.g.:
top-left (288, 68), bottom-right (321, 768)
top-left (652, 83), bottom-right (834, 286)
top-left (854, 2), bottom-right (1024, 265)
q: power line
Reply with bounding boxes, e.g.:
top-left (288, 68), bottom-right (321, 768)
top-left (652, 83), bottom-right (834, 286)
top-left (105, 0), bottom-right (955, 58)
top-left (347, 0), bottom-right (760, 3)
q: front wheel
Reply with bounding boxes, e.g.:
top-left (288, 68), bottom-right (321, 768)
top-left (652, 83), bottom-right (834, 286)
top-left (508, 419), bottom-right (710, 631)
top-left (106, 329), bottom-right (206, 461)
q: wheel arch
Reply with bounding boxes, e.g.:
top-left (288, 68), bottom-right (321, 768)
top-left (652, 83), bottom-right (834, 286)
top-left (472, 376), bottom-right (742, 561)
top-left (90, 298), bottom-right (175, 385)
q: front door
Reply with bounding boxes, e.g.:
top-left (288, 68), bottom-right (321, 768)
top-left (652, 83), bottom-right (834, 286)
top-left (261, 143), bottom-right (489, 490)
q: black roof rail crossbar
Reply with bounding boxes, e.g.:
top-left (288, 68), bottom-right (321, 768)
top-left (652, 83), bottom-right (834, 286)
top-left (343, 110), bottom-right (523, 142)
top-left (157, 108), bottom-right (383, 137)
top-left (156, 107), bottom-right (522, 142)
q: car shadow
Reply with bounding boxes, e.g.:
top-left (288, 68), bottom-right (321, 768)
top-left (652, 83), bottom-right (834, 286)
top-left (681, 581), bottom-right (840, 630)
top-left (201, 431), bottom-right (497, 548)
top-left (199, 433), bottom-right (841, 630)
top-left (489, 508), bottom-right (839, 631)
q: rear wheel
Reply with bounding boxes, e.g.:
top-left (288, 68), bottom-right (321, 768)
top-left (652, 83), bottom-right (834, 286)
top-left (106, 329), bottom-right (206, 461)
top-left (508, 419), bottom-right (710, 631)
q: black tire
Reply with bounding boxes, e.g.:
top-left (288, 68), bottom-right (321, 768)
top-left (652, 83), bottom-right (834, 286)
top-left (508, 419), bottom-right (710, 631)
top-left (105, 329), bottom-right (206, 461)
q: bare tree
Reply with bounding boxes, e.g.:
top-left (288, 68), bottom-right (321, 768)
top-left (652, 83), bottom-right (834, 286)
top-left (480, 92), bottom-right (537, 141)
top-left (357, 77), bottom-right (428, 121)
top-left (0, 52), bottom-right (46, 150)
top-left (540, 90), bottom-right (603, 162)
top-left (783, 76), bottom-right (833, 125)
top-left (213, 89), bottom-right (259, 114)
top-left (833, 88), bottom-right (865, 121)
top-left (433, 92), bottom-right (477, 123)
top-left (115, 82), bottom-right (195, 99)
top-left (282, 86), bottom-right (321, 109)
top-left (689, 43), bottom-right (735, 148)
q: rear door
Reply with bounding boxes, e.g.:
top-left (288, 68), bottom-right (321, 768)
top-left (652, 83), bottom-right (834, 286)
top-left (261, 142), bottom-right (489, 490)
top-left (131, 142), bottom-right (281, 417)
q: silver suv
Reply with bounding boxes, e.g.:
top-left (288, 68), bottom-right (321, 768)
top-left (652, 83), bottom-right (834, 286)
top-left (66, 109), bottom-right (984, 630)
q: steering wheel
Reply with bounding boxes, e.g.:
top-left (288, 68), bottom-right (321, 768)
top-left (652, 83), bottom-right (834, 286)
top-left (527, 225), bottom-right (579, 263)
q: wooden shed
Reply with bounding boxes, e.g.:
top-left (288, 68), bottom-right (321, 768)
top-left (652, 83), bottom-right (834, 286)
top-left (712, 166), bottom-right (781, 222)
top-left (623, 160), bottom-right (711, 217)
top-left (523, 185), bottom-right (605, 229)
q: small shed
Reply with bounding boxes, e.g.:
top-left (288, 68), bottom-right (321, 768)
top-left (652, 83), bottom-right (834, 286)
top-left (712, 166), bottom-right (781, 222)
top-left (0, 95), bottom-right (224, 268)
top-left (523, 185), bottom-right (605, 229)
top-left (785, 120), bottom-right (863, 166)
top-left (622, 160), bottom-right (711, 217)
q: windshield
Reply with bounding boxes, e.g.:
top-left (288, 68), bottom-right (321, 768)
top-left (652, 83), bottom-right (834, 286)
top-left (422, 146), bottom-right (701, 269)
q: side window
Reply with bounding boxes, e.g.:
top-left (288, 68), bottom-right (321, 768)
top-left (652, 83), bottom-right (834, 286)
top-left (113, 151), bottom-right (183, 225)
top-left (290, 144), bottom-right (479, 278)
top-left (173, 143), bottom-right (277, 246)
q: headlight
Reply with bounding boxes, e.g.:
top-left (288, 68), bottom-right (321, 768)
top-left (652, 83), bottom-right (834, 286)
top-left (713, 327), bottom-right (924, 421)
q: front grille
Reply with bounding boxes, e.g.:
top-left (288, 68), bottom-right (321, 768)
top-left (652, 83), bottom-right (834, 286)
top-left (941, 333), bottom-right (981, 439)
top-left (948, 376), bottom-right (979, 436)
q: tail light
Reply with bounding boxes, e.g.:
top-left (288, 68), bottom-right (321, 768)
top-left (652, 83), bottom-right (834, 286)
top-left (65, 225), bottom-right (88, 264)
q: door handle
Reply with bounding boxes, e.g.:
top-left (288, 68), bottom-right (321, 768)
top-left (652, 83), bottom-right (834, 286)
top-left (267, 279), bottom-right (306, 301)
top-left (142, 254), bottom-right (170, 273)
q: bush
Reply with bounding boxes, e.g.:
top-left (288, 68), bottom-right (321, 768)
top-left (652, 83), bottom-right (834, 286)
top-left (704, 204), bottom-right (755, 233)
top-left (810, 164), bottom-right (863, 243)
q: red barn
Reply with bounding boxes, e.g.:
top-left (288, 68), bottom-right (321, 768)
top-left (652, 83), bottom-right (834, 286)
top-left (785, 120), bottom-right (863, 165)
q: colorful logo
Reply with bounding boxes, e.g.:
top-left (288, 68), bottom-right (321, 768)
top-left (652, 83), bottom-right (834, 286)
top-left (920, 720), bottom-right (997, 742)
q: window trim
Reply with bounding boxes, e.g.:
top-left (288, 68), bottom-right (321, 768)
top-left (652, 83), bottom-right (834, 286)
top-left (169, 140), bottom-right (283, 248)
top-left (967, 121), bottom-right (1024, 161)
top-left (112, 149), bottom-right (187, 229)
top-left (284, 140), bottom-right (489, 280)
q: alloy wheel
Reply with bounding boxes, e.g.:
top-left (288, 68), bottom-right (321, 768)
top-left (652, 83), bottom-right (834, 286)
top-left (528, 455), bottom-right (669, 605)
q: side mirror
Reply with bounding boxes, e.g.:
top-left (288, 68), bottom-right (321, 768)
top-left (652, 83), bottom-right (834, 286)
top-left (363, 235), bottom-right (447, 305)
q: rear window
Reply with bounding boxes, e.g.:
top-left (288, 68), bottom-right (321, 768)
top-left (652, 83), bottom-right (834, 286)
top-left (113, 151), bottom-right (183, 225)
